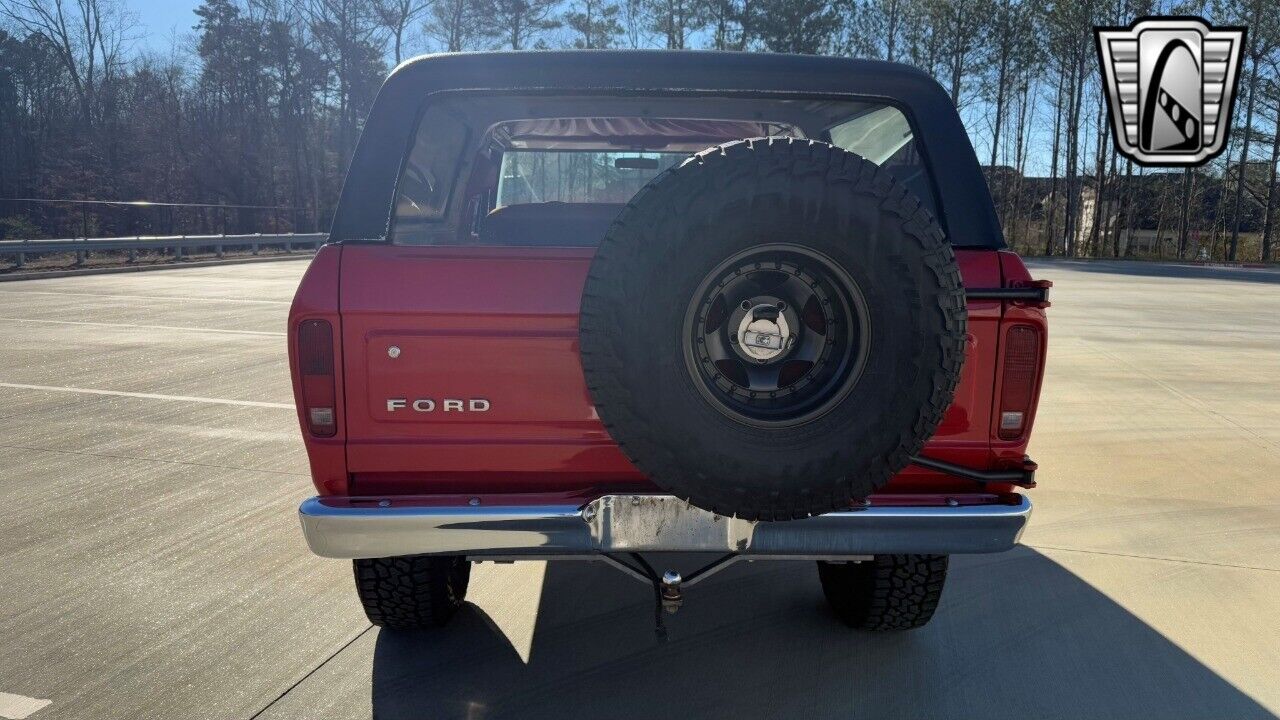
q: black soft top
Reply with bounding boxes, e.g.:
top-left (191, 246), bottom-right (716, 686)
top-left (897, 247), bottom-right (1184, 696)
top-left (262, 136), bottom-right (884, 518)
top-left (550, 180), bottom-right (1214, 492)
top-left (330, 50), bottom-right (1004, 249)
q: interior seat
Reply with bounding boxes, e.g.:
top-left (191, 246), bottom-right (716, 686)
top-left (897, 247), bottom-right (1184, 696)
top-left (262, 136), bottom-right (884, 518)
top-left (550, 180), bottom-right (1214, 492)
top-left (479, 202), bottom-right (625, 247)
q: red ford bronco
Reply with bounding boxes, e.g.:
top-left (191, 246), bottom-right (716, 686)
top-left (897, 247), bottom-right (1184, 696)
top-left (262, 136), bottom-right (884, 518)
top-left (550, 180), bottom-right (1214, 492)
top-left (290, 51), bottom-right (1049, 634)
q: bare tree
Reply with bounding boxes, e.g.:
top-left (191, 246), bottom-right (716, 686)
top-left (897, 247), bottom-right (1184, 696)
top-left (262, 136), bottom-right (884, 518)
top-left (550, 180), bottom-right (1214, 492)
top-left (423, 0), bottom-right (486, 51)
top-left (1088, 83), bottom-right (1107, 256)
top-left (856, 0), bottom-right (907, 61)
top-left (620, 0), bottom-right (649, 47)
top-left (1260, 74), bottom-right (1280, 262)
top-left (984, 0), bottom-right (1039, 166)
top-left (302, 0), bottom-right (385, 161)
top-left (1175, 168), bottom-right (1194, 257)
top-left (1219, 0), bottom-right (1280, 260)
top-left (1043, 62), bottom-right (1066, 255)
top-left (902, 1), bottom-right (943, 87)
top-left (929, 0), bottom-right (992, 107)
top-left (705, 0), bottom-right (749, 49)
top-left (645, 0), bottom-right (705, 49)
top-left (1008, 73), bottom-right (1036, 245)
top-left (1045, 0), bottom-right (1102, 256)
top-left (0, 0), bottom-right (135, 128)
top-left (373, 0), bottom-right (429, 64)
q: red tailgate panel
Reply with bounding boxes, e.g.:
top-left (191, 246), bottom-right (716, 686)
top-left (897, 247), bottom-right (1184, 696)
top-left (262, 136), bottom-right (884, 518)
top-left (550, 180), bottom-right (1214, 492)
top-left (339, 244), bottom-right (1003, 496)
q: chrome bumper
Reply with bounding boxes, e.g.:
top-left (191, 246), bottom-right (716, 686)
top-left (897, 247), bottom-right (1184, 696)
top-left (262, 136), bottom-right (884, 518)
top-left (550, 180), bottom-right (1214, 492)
top-left (299, 494), bottom-right (1032, 560)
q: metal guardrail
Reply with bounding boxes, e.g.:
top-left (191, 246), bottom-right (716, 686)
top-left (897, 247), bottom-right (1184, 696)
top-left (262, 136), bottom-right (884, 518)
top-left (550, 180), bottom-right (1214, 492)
top-left (0, 233), bottom-right (327, 267)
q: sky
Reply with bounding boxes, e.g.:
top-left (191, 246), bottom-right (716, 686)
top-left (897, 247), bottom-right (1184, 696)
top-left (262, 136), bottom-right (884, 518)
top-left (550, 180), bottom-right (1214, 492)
top-left (130, 0), bottom-right (203, 53)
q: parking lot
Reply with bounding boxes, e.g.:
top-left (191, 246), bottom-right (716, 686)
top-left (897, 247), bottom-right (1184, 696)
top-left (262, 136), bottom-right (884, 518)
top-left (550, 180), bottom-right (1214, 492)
top-left (0, 257), bottom-right (1277, 720)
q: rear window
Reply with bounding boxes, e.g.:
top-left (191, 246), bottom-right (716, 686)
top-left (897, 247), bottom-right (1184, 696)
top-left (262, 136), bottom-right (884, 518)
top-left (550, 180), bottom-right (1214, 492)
top-left (497, 151), bottom-right (684, 206)
top-left (391, 94), bottom-right (940, 246)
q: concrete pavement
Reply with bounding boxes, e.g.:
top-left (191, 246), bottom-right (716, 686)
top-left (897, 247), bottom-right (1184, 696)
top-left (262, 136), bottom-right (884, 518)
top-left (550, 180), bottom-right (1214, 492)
top-left (0, 257), bottom-right (1276, 719)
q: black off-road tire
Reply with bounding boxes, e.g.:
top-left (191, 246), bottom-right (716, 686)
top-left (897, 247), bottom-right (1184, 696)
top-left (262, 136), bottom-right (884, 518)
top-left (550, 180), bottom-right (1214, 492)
top-left (817, 555), bottom-right (948, 630)
top-left (353, 555), bottom-right (471, 629)
top-left (579, 137), bottom-right (966, 520)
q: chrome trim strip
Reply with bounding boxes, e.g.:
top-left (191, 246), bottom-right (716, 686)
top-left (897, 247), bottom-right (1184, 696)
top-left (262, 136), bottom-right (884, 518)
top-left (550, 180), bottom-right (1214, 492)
top-left (299, 495), bottom-right (1032, 559)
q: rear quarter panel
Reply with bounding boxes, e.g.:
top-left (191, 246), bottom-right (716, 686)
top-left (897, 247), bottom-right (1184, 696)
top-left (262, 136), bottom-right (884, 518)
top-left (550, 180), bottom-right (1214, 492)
top-left (288, 244), bottom-right (349, 495)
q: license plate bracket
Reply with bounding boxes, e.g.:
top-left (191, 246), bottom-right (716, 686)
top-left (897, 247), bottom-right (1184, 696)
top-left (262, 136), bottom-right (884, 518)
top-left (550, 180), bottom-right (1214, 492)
top-left (584, 495), bottom-right (756, 552)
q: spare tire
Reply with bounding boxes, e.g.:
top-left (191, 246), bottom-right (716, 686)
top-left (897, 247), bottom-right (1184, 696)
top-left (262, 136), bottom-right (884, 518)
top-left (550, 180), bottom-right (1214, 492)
top-left (579, 137), bottom-right (966, 520)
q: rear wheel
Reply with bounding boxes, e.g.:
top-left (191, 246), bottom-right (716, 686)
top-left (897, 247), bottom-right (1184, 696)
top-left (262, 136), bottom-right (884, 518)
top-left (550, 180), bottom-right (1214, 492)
top-left (817, 554), bottom-right (948, 630)
top-left (353, 555), bottom-right (471, 629)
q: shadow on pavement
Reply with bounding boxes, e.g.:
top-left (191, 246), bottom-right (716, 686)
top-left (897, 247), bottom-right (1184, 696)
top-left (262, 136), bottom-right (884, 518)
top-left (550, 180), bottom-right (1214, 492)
top-left (370, 547), bottom-right (1275, 720)
top-left (1026, 258), bottom-right (1280, 285)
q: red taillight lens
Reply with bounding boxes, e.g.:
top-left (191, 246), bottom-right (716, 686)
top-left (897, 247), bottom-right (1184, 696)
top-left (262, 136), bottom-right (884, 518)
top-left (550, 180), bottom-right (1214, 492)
top-left (998, 325), bottom-right (1041, 440)
top-left (297, 319), bottom-right (336, 437)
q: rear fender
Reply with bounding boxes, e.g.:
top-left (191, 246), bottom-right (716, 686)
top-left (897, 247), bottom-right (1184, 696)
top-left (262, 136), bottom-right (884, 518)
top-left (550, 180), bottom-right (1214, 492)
top-left (289, 244), bottom-right (349, 495)
top-left (990, 250), bottom-right (1049, 464)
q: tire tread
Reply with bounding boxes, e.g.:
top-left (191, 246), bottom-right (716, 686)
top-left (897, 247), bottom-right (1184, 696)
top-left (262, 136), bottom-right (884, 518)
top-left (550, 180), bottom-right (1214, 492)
top-left (352, 555), bottom-right (470, 629)
top-left (817, 554), bottom-right (948, 631)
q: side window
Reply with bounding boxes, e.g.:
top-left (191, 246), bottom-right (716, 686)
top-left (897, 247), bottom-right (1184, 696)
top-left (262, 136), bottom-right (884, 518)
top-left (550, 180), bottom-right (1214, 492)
top-left (827, 106), bottom-right (938, 216)
top-left (392, 104), bottom-right (469, 242)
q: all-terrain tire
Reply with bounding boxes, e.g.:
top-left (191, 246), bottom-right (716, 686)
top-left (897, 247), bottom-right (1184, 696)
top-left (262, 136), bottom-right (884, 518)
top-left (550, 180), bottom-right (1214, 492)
top-left (353, 555), bottom-right (471, 629)
top-left (817, 555), bottom-right (948, 630)
top-left (579, 137), bottom-right (966, 520)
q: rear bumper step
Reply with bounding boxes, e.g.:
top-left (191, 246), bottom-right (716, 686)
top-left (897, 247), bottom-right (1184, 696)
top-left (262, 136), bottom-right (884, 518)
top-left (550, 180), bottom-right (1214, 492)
top-left (299, 494), bottom-right (1032, 559)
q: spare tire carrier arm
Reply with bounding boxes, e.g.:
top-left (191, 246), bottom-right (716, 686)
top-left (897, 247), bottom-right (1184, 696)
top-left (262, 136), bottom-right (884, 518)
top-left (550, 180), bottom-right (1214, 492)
top-left (909, 454), bottom-right (1037, 488)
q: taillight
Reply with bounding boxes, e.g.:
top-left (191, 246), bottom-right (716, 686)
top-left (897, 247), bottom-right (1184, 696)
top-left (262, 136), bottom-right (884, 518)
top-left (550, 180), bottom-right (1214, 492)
top-left (998, 325), bottom-right (1041, 440)
top-left (298, 319), bottom-right (337, 437)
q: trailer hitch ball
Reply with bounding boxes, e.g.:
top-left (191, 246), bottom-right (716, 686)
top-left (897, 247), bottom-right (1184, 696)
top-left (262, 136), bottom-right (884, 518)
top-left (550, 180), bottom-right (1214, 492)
top-left (660, 570), bottom-right (683, 614)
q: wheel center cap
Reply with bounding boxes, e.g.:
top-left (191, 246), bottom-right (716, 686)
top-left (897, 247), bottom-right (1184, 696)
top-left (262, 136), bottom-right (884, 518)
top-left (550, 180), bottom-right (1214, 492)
top-left (737, 306), bottom-right (791, 361)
